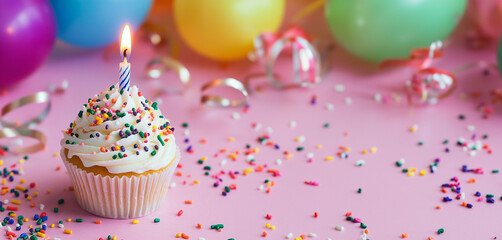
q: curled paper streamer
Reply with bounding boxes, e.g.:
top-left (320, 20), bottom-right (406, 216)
top-left (201, 78), bottom-right (249, 107)
top-left (252, 26), bottom-right (322, 88)
top-left (0, 91), bottom-right (50, 154)
top-left (146, 57), bottom-right (191, 95)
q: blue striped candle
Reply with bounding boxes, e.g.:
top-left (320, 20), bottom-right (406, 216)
top-left (119, 25), bottom-right (132, 92)
top-left (119, 61), bottom-right (130, 91)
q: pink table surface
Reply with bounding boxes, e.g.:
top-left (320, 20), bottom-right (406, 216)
top-left (2, 5), bottom-right (502, 240)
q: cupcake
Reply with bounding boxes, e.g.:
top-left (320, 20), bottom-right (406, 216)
top-left (61, 83), bottom-right (179, 219)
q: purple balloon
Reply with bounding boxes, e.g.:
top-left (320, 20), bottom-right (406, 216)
top-left (0, 0), bottom-right (56, 88)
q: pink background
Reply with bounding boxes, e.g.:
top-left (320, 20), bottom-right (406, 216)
top-left (1, 2), bottom-right (502, 239)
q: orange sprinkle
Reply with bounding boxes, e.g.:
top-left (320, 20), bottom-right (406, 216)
top-left (364, 229), bottom-right (369, 234)
top-left (402, 233), bottom-right (408, 238)
top-left (220, 148), bottom-right (227, 153)
top-left (428, 237), bottom-right (434, 240)
top-left (94, 220), bottom-right (102, 224)
top-left (184, 200), bottom-right (192, 204)
top-left (199, 139), bottom-right (207, 143)
top-left (436, 205), bottom-right (442, 209)
top-left (56, 166), bottom-right (61, 171)
top-left (30, 202), bottom-right (35, 208)
top-left (181, 233), bottom-right (189, 239)
top-left (462, 202), bottom-right (467, 207)
top-left (468, 178), bottom-right (476, 183)
top-left (262, 232), bottom-right (267, 237)
top-left (105, 135), bottom-right (110, 140)
top-left (300, 235), bottom-right (307, 239)
top-left (176, 172), bottom-right (183, 177)
top-left (345, 212), bottom-right (352, 217)
top-left (100, 147), bottom-right (106, 152)
top-left (112, 98), bottom-right (117, 103)
top-left (197, 223), bottom-right (202, 229)
top-left (441, 188), bottom-right (447, 193)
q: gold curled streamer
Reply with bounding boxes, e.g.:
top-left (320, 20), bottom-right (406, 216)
top-left (1, 91), bottom-right (51, 129)
top-left (0, 128), bottom-right (47, 154)
top-left (201, 78), bottom-right (249, 107)
top-left (146, 57), bottom-right (191, 95)
top-left (266, 37), bottom-right (322, 88)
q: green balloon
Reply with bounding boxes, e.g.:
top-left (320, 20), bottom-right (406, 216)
top-left (325, 0), bottom-right (467, 63)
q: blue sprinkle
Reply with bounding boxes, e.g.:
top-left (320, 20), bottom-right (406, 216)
top-left (487, 198), bottom-right (495, 203)
top-left (222, 191), bottom-right (227, 196)
top-left (8, 219), bottom-right (14, 224)
top-left (475, 191), bottom-right (481, 197)
top-left (443, 196), bottom-right (452, 202)
top-left (33, 214), bottom-right (39, 220)
top-left (42, 216), bottom-right (48, 222)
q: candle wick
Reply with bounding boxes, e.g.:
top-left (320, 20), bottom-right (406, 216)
top-left (123, 49), bottom-right (128, 60)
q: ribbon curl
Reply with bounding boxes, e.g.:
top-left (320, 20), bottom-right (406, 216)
top-left (0, 91), bottom-right (51, 154)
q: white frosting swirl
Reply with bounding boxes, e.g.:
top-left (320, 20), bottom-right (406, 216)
top-left (61, 83), bottom-right (177, 174)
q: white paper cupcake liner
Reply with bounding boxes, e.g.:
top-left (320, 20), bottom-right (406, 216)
top-left (61, 147), bottom-right (180, 219)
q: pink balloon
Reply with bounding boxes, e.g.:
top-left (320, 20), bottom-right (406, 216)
top-left (468, 0), bottom-right (502, 39)
top-left (0, 0), bottom-right (56, 88)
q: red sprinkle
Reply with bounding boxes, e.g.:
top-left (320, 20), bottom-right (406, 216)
top-left (265, 214), bottom-right (272, 220)
top-left (29, 182), bottom-right (36, 188)
top-left (314, 212), bottom-right (319, 218)
top-left (177, 210), bottom-right (183, 216)
top-left (6, 206), bottom-right (18, 211)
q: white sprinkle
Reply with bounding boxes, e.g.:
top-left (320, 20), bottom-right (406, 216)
top-left (360, 232), bottom-right (367, 240)
top-left (3, 200), bottom-right (8, 204)
top-left (170, 182), bottom-right (177, 188)
top-left (306, 152), bottom-right (314, 158)
top-left (6, 226), bottom-right (12, 232)
top-left (39, 203), bottom-right (44, 210)
top-left (469, 150), bottom-right (477, 157)
top-left (398, 158), bottom-right (405, 164)
top-left (461, 192), bottom-right (465, 200)
top-left (220, 159), bottom-right (227, 166)
top-left (232, 112), bottom-right (240, 120)
top-left (325, 103), bottom-right (334, 111)
top-left (266, 127), bottom-right (273, 134)
top-left (374, 93), bottom-right (382, 102)
top-left (54, 238), bottom-right (62, 240)
top-left (258, 185), bottom-right (264, 191)
top-left (276, 159), bottom-right (282, 165)
top-left (334, 84), bottom-right (345, 92)
top-left (335, 225), bottom-right (344, 231)
top-left (290, 121), bottom-right (297, 128)
top-left (356, 159), bottom-right (365, 166)
top-left (199, 238), bottom-right (206, 240)
top-left (246, 155), bottom-right (254, 161)
top-left (184, 129), bottom-right (190, 136)
top-left (467, 125), bottom-right (475, 131)
top-left (15, 223), bottom-right (19, 227)
top-left (345, 97), bottom-right (352, 105)
top-left (58, 224), bottom-right (64, 228)
top-left (298, 136), bottom-right (306, 143)
top-left (309, 233), bottom-right (317, 237)
top-left (286, 232), bottom-right (294, 239)
top-left (327, 238), bottom-right (332, 240)
top-left (254, 123), bottom-right (262, 131)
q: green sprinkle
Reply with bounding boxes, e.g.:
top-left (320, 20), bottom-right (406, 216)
top-left (493, 170), bottom-right (499, 173)
top-left (346, 216), bottom-right (353, 221)
top-left (36, 218), bottom-right (42, 225)
top-left (360, 223), bottom-right (367, 229)
top-left (30, 235), bottom-right (37, 240)
top-left (182, 123), bottom-right (189, 128)
top-left (418, 141), bottom-right (423, 146)
top-left (487, 194), bottom-right (494, 198)
top-left (437, 228), bottom-right (445, 234)
top-left (483, 134), bottom-right (488, 139)
top-left (118, 153), bottom-right (123, 158)
top-left (151, 151), bottom-right (157, 156)
top-left (264, 179), bottom-right (269, 183)
top-left (197, 160), bottom-right (204, 164)
top-left (139, 132), bottom-right (145, 138)
top-left (402, 169), bottom-right (408, 173)
top-left (54, 208), bottom-right (58, 213)
top-left (120, 89), bottom-right (124, 94)
top-left (357, 188), bottom-right (362, 194)
top-left (59, 220), bottom-right (63, 224)
top-left (297, 146), bottom-right (304, 151)
top-left (204, 172), bottom-right (209, 175)
top-left (203, 166), bottom-right (211, 170)
top-left (152, 102), bottom-right (158, 110)
top-left (154, 218), bottom-right (160, 223)
top-left (112, 154), bottom-right (118, 160)
top-left (157, 135), bottom-right (165, 146)
top-left (458, 114), bottom-right (465, 120)
top-left (159, 115), bottom-right (164, 118)
top-left (58, 199), bottom-right (64, 204)
top-left (65, 140), bottom-right (70, 144)
top-left (23, 156), bottom-right (28, 160)
top-left (396, 161), bottom-right (403, 167)
top-left (76, 218), bottom-right (83, 223)
top-left (323, 123), bottom-right (330, 128)
top-left (225, 186), bottom-right (231, 192)
top-left (105, 93), bottom-right (110, 99)
top-left (86, 109), bottom-right (95, 114)
top-left (246, 144), bottom-right (251, 148)
top-left (125, 123), bottom-right (130, 127)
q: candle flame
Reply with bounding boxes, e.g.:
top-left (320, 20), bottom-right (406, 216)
top-left (120, 25), bottom-right (131, 61)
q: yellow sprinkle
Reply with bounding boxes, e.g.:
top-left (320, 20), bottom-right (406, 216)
top-left (176, 233), bottom-right (182, 237)
top-left (266, 223), bottom-right (271, 228)
top-left (67, 218), bottom-right (72, 222)
top-left (316, 144), bottom-right (323, 149)
top-left (228, 137), bottom-right (235, 142)
top-left (229, 153), bottom-right (237, 160)
top-left (46, 190), bottom-right (51, 194)
top-left (325, 156), bottom-right (334, 161)
top-left (9, 213), bottom-right (15, 217)
top-left (33, 192), bottom-right (38, 197)
top-left (11, 200), bottom-right (21, 205)
top-left (132, 219), bottom-right (139, 224)
top-left (50, 224), bottom-right (55, 228)
top-left (24, 218), bottom-right (29, 222)
top-left (361, 150), bottom-right (368, 154)
top-left (64, 229), bottom-right (72, 234)
top-left (193, 180), bottom-right (200, 184)
top-left (200, 157), bottom-right (207, 161)
top-left (408, 172), bottom-right (415, 177)
top-left (410, 124), bottom-right (418, 132)
top-left (29, 225), bottom-right (32, 228)
top-left (244, 168), bottom-right (254, 173)
top-left (296, 238), bottom-right (302, 240)
top-left (271, 225), bottom-right (276, 230)
top-left (37, 232), bottom-right (45, 237)
top-left (15, 185), bottom-right (25, 191)
top-left (18, 159), bottom-right (24, 164)
top-left (253, 147), bottom-right (260, 153)
top-left (370, 147), bottom-right (377, 153)
top-left (409, 168), bottom-right (417, 172)
top-left (419, 170), bottom-right (427, 176)
top-left (53, 152), bottom-right (60, 157)
top-left (1, 189), bottom-right (8, 194)
top-left (295, 137), bottom-right (300, 142)
top-left (112, 236), bottom-right (117, 240)
top-left (27, 196), bottom-right (32, 201)
top-left (285, 154), bottom-right (293, 159)
top-left (0, 160), bottom-right (3, 165)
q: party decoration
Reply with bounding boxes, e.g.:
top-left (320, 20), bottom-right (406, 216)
top-left (381, 41), bottom-right (456, 104)
top-left (146, 57), bottom-right (191, 95)
top-left (252, 26), bottom-right (321, 89)
top-left (325, 0), bottom-right (467, 62)
top-left (0, 91), bottom-right (51, 154)
top-left (468, 0), bottom-right (502, 39)
top-left (49, 0), bottom-right (152, 48)
top-left (201, 78), bottom-right (249, 107)
top-left (0, 0), bottom-right (56, 88)
top-left (173, 0), bottom-right (285, 61)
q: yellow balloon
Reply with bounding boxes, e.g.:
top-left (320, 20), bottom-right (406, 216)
top-left (174, 0), bottom-right (285, 61)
